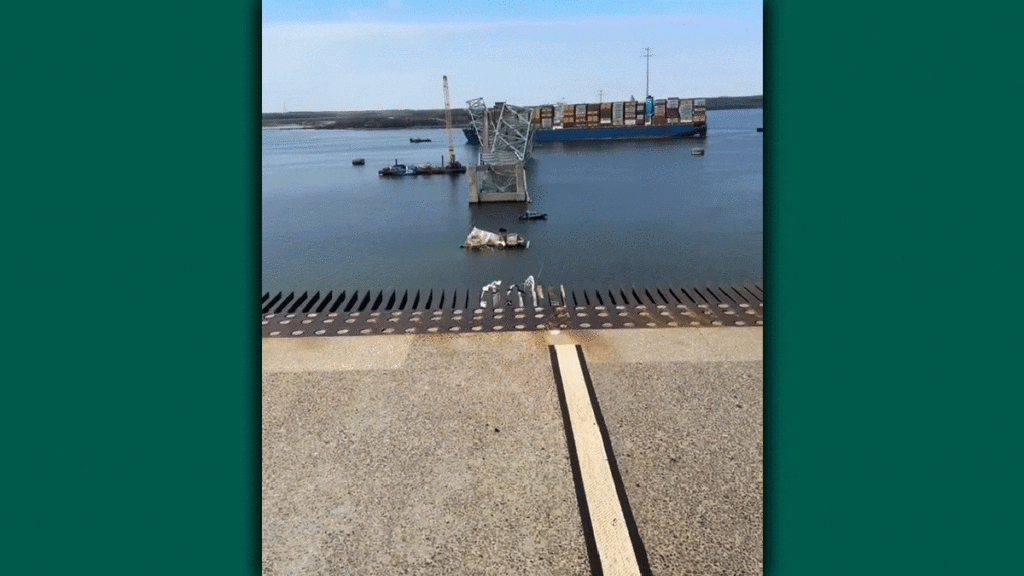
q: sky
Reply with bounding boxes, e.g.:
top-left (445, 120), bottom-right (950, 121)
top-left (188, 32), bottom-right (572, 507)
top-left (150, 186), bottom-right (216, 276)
top-left (262, 1), bottom-right (762, 113)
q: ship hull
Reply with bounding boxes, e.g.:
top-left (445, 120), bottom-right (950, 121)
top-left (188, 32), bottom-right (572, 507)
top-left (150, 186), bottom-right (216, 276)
top-left (533, 123), bottom-right (706, 141)
top-left (464, 123), bottom-right (706, 144)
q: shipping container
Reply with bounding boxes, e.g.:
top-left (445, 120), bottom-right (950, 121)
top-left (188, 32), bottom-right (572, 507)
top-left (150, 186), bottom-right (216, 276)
top-left (516, 94), bottom-right (708, 139)
top-left (694, 99), bottom-right (705, 107)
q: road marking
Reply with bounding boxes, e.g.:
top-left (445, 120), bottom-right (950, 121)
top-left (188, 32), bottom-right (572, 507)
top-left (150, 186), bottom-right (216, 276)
top-left (550, 344), bottom-right (650, 576)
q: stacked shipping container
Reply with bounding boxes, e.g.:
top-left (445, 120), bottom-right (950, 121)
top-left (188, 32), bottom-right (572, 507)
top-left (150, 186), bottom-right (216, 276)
top-left (693, 98), bottom-right (706, 124)
top-left (530, 97), bottom-right (706, 131)
top-left (653, 99), bottom-right (667, 126)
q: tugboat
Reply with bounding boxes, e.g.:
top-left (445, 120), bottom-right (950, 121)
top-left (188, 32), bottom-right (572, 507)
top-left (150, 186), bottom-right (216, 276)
top-left (519, 211), bottom-right (547, 221)
top-left (378, 159), bottom-right (419, 176)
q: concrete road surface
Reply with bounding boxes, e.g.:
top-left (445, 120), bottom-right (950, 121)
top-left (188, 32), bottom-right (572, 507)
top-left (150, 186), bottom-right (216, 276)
top-left (262, 328), bottom-right (762, 575)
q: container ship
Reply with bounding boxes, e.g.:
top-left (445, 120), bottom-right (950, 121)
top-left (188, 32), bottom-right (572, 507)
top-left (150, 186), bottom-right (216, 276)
top-left (464, 96), bottom-right (706, 144)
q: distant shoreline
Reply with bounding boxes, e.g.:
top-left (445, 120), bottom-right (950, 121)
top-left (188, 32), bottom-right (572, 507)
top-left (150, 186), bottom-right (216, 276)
top-left (262, 95), bottom-right (762, 129)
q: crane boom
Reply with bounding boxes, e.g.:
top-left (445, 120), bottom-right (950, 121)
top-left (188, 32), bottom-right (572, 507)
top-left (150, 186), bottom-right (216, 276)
top-left (442, 75), bottom-right (456, 166)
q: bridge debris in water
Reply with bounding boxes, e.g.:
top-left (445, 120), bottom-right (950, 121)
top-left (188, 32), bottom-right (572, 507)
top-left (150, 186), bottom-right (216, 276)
top-left (463, 227), bottom-right (528, 249)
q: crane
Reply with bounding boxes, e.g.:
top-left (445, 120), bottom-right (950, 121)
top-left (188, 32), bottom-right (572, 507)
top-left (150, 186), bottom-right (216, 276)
top-left (442, 75), bottom-right (461, 169)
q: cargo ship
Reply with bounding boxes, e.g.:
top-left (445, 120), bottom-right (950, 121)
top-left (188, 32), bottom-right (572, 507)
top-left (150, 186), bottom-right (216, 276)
top-left (464, 95), bottom-right (706, 143)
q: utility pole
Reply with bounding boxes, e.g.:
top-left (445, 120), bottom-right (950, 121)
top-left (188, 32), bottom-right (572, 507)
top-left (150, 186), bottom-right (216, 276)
top-left (641, 47), bottom-right (654, 98)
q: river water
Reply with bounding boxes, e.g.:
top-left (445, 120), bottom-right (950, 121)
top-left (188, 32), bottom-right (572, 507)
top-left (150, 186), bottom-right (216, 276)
top-left (262, 108), bottom-right (762, 294)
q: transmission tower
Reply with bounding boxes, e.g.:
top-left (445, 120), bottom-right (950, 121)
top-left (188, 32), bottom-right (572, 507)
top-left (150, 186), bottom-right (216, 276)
top-left (641, 47), bottom-right (655, 97)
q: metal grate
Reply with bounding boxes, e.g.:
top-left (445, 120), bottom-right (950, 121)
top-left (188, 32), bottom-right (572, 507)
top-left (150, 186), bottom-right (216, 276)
top-left (261, 284), bottom-right (763, 337)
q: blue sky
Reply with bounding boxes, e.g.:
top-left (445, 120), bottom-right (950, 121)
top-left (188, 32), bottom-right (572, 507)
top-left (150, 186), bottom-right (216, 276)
top-left (262, 1), bottom-right (762, 112)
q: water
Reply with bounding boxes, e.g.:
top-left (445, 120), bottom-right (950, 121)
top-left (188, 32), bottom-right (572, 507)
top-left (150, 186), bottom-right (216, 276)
top-left (262, 108), bottom-right (762, 294)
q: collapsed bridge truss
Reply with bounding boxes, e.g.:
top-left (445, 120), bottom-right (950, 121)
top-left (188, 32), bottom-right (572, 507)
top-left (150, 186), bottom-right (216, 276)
top-left (466, 98), bottom-right (535, 198)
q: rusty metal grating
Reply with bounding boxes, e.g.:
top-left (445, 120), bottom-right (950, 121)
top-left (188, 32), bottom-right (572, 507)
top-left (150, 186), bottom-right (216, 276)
top-left (261, 283), bottom-right (763, 338)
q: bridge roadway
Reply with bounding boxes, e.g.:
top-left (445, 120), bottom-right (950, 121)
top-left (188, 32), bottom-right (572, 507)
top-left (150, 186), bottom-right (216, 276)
top-left (262, 327), bottom-right (762, 575)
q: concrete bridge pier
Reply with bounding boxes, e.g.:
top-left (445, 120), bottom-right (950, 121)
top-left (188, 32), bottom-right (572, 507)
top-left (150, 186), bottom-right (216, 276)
top-left (467, 162), bottom-right (529, 203)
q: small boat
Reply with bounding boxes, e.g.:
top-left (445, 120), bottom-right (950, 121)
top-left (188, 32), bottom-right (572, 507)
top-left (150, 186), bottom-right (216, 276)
top-left (409, 138), bottom-right (432, 143)
top-left (519, 211), bottom-right (547, 220)
top-left (352, 158), bottom-right (365, 165)
top-left (691, 147), bottom-right (705, 156)
top-left (756, 127), bottom-right (763, 132)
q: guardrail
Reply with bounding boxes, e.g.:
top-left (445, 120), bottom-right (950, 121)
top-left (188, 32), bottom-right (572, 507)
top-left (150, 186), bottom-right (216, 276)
top-left (262, 283), bottom-right (762, 337)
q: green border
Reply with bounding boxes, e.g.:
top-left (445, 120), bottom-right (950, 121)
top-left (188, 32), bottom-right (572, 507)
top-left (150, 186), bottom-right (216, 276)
top-left (767, 2), bottom-right (1020, 574)
top-left (7, 3), bottom-right (257, 573)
